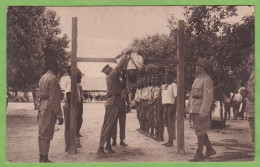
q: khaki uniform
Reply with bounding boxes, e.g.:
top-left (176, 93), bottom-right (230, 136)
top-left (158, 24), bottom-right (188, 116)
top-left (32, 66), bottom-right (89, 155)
top-left (37, 70), bottom-right (63, 155)
top-left (148, 86), bottom-right (155, 133)
top-left (187, 73), bottom-right (213, 136)
top-left (63, 81), bottom-right (82, 151)
top-left (153, 86), bottom-right (161, 137)
top-left (139, 88), bottom-right (145, 131)
top-left (135, 88), bottom-right (142, 129)
top-left (112, 90), bottom-right (127, 141)
top-left (246, 71), bottom-right (255, 142)
top-left (142, 86), bottom-right (149, 133)
top-left (99, 56), bottom-right (126, 148)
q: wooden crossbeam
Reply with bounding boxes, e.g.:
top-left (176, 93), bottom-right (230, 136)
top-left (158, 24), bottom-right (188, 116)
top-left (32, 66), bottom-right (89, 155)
top-left (77, 57), bottom-right (116, 63)
top-left (143, 58), bottom-right (178, 65)
top-left (77, 57), bottom-right (177, 65)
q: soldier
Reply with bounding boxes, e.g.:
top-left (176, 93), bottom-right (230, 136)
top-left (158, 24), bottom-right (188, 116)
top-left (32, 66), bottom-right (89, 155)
top-left (153, 75), bottom-right (162, 140)
top-left (161, 70), bottom-right (177, 147)
top-left (97, 55), bottom-right (128, 156)
top-left (139, 79), bottom-right (146, 134)
top-left (111, 88), bottom-right (128, 147)
top-left (63, 67), bottom-right (83, 152)
top-left (142, 77), bottom-right (150, 136)
top-left (246, 53), bottom-right (255, 143)
top-left (187, 58), bottom-right (216, 162)
top-left (37, 58), bottom-right (64, 162)
top-left (148, 76), bottom-right (155, 137)
top-left (135, 79), bottom-right (142, 132)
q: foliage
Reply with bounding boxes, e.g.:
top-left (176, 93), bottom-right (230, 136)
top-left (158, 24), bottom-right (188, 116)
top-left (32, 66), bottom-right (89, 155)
top-left (7, 7), bottom-right (70, 92)
top-left (168, 6), bottom-right (254, 97)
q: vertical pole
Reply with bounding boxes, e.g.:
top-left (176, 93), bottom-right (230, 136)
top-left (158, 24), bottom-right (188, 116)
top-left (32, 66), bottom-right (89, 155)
top-left (176, 20), bottom-right (185, 154)
top-left (69, 17), bottom-right (78, 154)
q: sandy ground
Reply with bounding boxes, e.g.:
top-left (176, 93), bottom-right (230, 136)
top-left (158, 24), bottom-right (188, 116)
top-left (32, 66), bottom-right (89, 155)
top-left (6, 102), bottom-right (254, 163)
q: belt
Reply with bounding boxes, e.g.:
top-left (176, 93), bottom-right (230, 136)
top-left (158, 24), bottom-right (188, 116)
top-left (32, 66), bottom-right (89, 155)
top-left (192, 95), bottom-right (202, 99)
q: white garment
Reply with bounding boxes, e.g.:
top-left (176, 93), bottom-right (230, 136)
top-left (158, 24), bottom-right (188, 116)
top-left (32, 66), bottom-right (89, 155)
top-left (231, 92), bottom-right (242, 102)
top-left (65, 79), bottom-right (81, 103)
top-left (135, 89), bottom-right (141, 102)
top-left (161, 83), bottom-right (177, 104)
top-left (153, 86), bottom-right (160, 99)
top-left (142, 87), bottom-right (149, 100)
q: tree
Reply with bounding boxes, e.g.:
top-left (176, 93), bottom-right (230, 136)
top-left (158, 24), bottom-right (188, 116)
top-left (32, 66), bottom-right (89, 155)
top-left (7, 7), bottom-right (70, 93)
top-left (167, 6), bottom-right (254, 121)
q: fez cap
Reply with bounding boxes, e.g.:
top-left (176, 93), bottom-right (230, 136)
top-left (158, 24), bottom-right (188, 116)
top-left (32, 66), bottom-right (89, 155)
top-left (196, 58), bottom-right (212, 71)
top-left (102, 64), bottom-right (111, 73)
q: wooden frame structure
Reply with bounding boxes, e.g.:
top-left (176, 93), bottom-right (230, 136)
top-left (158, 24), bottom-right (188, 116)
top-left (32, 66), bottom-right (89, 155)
top-left (69, 17), bottom-right (185, 154)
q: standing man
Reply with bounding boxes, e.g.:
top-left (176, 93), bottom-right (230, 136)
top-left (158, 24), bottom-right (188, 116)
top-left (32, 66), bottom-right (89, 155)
top-left (246, 53), bottom-right (255, 143)
top-left (37, 58), bottom-right (63, 162)
top-left (111, 88), bottom-right (128, 147)
top-left (161, 70), bottom-right (177, 147)
top-left (135, 79), bottom-right (142, 132)
top-left (97, 55), bottom-right (127, 156)
top-left (148, 76), bottom-right (155, 137)
top-left (153, 75), bottom-right (163, 141)
top-left (63, 67), bottom-right (83, 152)
top-left (187, 58), bottom-right (216, 162)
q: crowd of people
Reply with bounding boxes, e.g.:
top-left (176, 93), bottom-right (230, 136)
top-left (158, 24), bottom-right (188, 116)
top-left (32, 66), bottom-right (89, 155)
top-left (35, 52), bottom-right (254, 162)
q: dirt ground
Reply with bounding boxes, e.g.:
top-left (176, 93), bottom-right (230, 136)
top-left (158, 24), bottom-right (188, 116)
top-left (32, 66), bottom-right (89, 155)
top-left (6, 102), bottom-right (254, 163)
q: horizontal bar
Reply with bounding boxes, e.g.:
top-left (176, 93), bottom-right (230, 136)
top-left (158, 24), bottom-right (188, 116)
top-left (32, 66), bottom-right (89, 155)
top-left (144, 58), bottom-right (178, 65)
top-left (77, 57), bottom-right (178, 65)
top-left (77, 57), bottom-right (116, 63)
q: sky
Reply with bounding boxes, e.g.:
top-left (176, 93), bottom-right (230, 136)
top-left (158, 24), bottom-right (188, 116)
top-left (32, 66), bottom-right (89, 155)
top-left (48, 6), bottom-right (254, 77)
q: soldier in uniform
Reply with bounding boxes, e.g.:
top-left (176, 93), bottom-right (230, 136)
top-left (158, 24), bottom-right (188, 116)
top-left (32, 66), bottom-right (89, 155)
top-left (154, 76), bottom-right (164, 141)
top-left (246, 53), bottom-right (255, 143)
top-left (161, 70), bottom-right (177, 147)
top-left (37, 58), bottom-right (64, 162)
top-left (148, 76), bottom-right (155, 137)
top-left (135, 79), bottom-right (142, 132)
top-left (111, 88), bottom-right (128, 147)
top-left (187, 58), bottom-right (216, 162)
top-left (142, 77), bottom-right (150, 136)
top-left (63, 67), bottom-right (83, 152)
top-left (97, 55), bottom-right (128, 156)
top-left (139, 79), bottom-right (145, 134)
top-left (153, 75), bottom-right (162, 140)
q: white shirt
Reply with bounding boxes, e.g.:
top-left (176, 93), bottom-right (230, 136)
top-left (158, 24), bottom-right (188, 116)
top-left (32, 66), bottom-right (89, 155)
top-left (65, 79), bottom-right (81, 103)
top-left (161, 83), bottom-right (177, 104)
top-left (135, 89), bottom-right (141, 102)
top-left (142, 87), bottom-right (149, 100)
top-left (153, 86), bottom-right (160, 99)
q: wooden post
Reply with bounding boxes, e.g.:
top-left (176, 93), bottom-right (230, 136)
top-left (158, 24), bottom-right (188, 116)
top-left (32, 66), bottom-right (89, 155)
top-left (176, 20), bottom-right (185, 154)
top-left (69, 17), bottom-right (78, 154)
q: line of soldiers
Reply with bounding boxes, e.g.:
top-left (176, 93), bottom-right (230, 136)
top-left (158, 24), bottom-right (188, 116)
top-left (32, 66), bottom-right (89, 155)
top-left (135, 69), bottom-right (177, 147)
top-left (135, 58), bottom-right (217, 161)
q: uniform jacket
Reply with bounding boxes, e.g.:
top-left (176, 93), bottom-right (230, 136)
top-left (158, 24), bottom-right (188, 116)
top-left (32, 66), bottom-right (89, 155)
top-left (246, 71), bottom-right (255, 117)
top-left (105, 55), bottom-right (127, 107)
top-left (38, 70), bottom-right (63, 118)
top-left (187, 73), bottom-right (213, 117)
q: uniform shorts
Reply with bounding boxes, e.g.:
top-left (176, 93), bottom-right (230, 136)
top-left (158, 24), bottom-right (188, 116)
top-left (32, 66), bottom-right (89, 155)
top-left (191, 113), bottom-right (207, 136)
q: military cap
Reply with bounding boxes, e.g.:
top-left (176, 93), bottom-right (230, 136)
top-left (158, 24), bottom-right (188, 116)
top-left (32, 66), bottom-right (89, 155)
top-left (101, 64), bottom-right (111, 73)
top-left (196, 58), bottom-right (212, 71)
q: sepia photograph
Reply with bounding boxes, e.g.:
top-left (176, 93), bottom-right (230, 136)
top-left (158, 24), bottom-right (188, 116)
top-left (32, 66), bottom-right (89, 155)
top-left (5, 5), bottom-right (255, 163)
